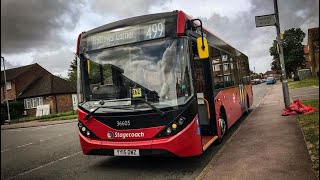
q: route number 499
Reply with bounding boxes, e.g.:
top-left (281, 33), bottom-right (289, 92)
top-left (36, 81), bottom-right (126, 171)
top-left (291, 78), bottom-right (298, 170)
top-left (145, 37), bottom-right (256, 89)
top-left (145, 21), bottom-right (165, 39)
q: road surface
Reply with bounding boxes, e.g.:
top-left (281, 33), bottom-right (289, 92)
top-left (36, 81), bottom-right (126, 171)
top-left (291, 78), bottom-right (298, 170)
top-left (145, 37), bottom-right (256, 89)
top-left (1, 83), bottom-right (271, 180)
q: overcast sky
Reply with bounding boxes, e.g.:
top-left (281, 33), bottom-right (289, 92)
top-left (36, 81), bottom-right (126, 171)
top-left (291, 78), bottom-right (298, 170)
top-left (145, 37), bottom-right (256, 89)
top-left (1, 0), bottom-right (319, 76)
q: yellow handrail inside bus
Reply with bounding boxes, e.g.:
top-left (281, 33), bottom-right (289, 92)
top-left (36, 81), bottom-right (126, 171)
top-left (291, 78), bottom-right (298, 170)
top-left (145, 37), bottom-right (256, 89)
top-left (197, 97), bottom-right (210, 120)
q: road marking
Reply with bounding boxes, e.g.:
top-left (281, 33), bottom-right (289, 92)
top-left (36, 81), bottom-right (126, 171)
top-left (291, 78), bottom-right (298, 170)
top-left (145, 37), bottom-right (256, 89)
top-left (9, 151), bottom-right (82, 179)
top-left (196, 87), bottom-right (272, 180)
top-left (29, 126), bottom-right (49, 131)
top-left (1, 149), bottom-right (9, 153)
top-left (40, 138), bottom-right (51, 142)
top-left (17, 143), bottom-right (33, 148)
top-left (7, 129), bottom-right (22, 132)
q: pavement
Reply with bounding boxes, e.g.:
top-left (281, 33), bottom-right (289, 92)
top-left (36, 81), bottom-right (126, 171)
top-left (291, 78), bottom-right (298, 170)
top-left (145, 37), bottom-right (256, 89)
top-left (197, 83), bottom-right (317, 180)
top-left (1, 119), bottom-right (77, 130)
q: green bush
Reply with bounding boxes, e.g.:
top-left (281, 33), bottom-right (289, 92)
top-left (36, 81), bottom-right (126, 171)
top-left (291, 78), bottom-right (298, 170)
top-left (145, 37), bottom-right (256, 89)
top-left (1, 101), bottom-right (24, 124)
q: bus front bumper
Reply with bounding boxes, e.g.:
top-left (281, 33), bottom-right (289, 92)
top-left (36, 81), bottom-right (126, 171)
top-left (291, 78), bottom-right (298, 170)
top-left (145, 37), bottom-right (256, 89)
top-left (79, 118), bottom-right (203, 157)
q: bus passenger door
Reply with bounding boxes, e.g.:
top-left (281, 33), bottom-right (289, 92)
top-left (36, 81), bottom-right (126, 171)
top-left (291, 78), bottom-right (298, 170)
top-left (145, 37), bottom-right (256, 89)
top-left (193, 59), bottom-right (215, 135)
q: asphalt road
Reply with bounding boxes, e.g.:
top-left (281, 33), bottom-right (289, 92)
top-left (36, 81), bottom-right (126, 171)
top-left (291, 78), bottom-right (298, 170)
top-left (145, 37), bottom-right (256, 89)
top-left (1, 83), bottom-right (271, 180)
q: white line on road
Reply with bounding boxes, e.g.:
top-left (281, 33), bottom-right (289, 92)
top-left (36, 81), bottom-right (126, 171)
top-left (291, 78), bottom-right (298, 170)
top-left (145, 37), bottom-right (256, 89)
top-left (17, 143), bottom-right (33, 148)
top-left (39, 137), bottom-right (52, 142)
top-left (28, 126), bottom-right (49, 131)
top-left (9, 151), bottom-right (82, 179)
top-left (7, 129), bottom-right (22, 132)
top-left (1, 149), bottom-right (9, 153)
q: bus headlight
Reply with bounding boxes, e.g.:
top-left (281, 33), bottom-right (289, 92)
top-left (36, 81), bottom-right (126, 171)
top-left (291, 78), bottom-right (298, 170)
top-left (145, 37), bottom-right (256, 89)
top-left (78, 121), bottom-right (98, 139)
top-left (156, 115), bottom-right (193, 137)
top-left (166, 127), bottom-right (172, 135)
top-left (178, 117), bottom-right (186, 125)
top-left (171, 123), bottom-right (177, 130)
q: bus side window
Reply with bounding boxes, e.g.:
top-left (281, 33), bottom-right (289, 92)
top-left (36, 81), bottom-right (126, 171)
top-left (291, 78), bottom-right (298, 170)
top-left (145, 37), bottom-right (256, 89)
top-left (210, 47), bottom-right (224, 89)
top-left (221, 52), bottom-right (235, 87)
top-left (231, 56), bottom-right (240, 86)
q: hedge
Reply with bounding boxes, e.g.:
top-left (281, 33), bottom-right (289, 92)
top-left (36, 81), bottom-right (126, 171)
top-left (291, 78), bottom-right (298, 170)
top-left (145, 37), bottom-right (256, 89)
top-left (1, 101), bottom-right (24, 124)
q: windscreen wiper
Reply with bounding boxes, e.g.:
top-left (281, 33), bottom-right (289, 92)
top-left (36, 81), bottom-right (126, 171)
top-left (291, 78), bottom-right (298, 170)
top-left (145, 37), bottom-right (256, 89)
top-left (83, 106), bottom-right (101, 120)
top-left (82, 98), bottom-right (165, 120)
top-left (130, 98), bottom-right (166, 117)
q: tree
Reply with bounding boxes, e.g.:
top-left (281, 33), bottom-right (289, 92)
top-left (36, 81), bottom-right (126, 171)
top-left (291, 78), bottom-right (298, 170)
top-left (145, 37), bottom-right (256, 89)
top-left (68, 55), bottom-right (77, 84)
top-left (67, 56), bottom-right (112, 85)
top-left (269, 28), bottom-right (306, 75)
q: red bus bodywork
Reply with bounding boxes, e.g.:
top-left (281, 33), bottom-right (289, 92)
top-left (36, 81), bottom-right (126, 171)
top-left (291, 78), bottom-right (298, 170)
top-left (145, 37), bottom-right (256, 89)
top-left (77, 10), bottom-right (253, 157)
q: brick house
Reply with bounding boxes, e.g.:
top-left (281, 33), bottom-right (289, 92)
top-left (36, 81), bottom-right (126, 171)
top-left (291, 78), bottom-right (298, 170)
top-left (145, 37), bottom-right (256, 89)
top-left (1, 63), bottom-right (77, 116)
top-left (307, 27), bottom-right (319, 77)
top-left (303, 45), bottom-right (311, 70)
top-left (1, 63), bottom-right (50, 102)
top-left (263, 71), bottom-right (281, 79)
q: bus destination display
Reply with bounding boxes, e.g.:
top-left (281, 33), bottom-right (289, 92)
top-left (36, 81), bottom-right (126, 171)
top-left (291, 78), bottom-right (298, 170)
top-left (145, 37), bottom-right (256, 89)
top-left (88, 19), bottom-right (165, 50)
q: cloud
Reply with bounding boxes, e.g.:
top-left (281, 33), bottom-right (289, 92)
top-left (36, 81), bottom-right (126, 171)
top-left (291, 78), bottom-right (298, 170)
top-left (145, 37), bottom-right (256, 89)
top-left (32, 48), bottom-right (75, 77)
top-left (1, 0), bottom-right (318, 75)
top-left (1, 0), bottom-right (84, 54)
top-left (149, 0), bottom-right (253, 19)
top-left (90, 0), bottom-right (166, 19)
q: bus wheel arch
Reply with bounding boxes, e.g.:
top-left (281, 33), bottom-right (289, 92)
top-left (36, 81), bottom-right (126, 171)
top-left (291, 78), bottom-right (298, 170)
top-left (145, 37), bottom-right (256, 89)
top-left (217, 106), bottom-right (227, 143)
top-left (246, 94), bottom-right (250, 109)
top-left (244, 93), bottom-right (250, 115)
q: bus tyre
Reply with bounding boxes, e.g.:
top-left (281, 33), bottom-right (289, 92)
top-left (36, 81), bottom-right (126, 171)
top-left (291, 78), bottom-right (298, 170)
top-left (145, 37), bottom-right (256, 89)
top-left (217, 111), bottom-right (227, 144)
top-left (244, 94), bottom-right (249, 115)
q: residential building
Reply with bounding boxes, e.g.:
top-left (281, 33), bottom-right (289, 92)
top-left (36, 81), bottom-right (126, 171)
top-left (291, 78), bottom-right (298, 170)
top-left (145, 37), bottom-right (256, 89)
top-left (264, 70), bottom-right (281, 79)
top-left (307, 27), bottom-right (319, 77)
top-left (303, 45), bottom-right (311, 69)
top-left (17, 74), bottom-right (77, 116)
top-left (1, 63), bottom-right (77, 116)
top-left (1, 63), bottom-right (50, 102)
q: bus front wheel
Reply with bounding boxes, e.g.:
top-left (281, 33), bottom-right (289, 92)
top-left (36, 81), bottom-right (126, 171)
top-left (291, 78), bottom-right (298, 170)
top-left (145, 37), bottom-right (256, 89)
top-left (217, 110), bottom-right (227, 144)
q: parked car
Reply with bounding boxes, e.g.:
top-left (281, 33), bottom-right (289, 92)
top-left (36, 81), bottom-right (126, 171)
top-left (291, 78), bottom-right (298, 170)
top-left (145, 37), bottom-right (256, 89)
top-left (261, 79), bottom-right (267, 83)
top-left (266, 77), bottom-right (276, 85)
top-left (254, 79), bottom-right (262, 84)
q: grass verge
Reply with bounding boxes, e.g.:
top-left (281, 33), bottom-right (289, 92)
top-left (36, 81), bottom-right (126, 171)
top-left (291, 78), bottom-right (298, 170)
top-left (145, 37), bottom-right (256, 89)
top-left (297, 99), bottom-right (319, 178)
top-left (10, 111), bottom-right (77, 124)
top-left (289, 77), bottom-right (319, 89)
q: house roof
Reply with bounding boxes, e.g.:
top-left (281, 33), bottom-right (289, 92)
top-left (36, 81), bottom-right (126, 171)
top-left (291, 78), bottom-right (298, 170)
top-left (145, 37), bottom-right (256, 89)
top-left (1, 63), bottom-right (38, 83)
top-left (18, 74), bottom-right (76, 99)
top-left (264, 71), bottom-right (275, 75)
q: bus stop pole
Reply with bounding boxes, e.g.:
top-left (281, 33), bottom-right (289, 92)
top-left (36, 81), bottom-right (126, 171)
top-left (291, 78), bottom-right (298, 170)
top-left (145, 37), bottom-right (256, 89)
top-left (1, 56), bottom-right (11, 124)
top-left (273, 0), bottom-right (290, 109)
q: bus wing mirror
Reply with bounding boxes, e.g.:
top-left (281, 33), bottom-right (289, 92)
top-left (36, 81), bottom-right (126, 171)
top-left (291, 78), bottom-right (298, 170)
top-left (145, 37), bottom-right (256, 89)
top-left (196, 37), bottom-right (209, 59)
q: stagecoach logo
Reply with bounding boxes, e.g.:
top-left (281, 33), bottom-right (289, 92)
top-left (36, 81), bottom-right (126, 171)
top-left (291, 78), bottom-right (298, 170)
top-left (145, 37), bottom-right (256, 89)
top-left (107, 131), bottom-right (114, 139)
top-left (107, 131), bottom-right (145, 139)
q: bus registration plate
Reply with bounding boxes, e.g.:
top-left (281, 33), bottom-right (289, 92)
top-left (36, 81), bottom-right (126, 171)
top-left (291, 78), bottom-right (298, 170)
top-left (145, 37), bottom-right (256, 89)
top-left (114, 149), bottom-right (140, 156)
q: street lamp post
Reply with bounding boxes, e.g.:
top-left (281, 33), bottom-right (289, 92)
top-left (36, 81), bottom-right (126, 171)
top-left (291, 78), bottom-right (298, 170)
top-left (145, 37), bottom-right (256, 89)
top-left (273, 0), bottom-right (290, 108)
top-left (255, 0), bottom-right (290, 109)
top-left (1, 56), bottom-right (11, 124)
